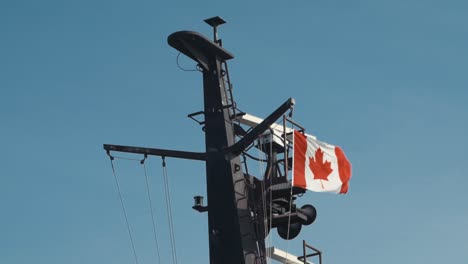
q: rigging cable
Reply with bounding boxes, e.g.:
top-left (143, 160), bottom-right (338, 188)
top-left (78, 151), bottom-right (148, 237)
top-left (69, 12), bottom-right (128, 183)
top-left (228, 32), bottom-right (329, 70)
top-left (284, 183), bottom-right (294, 261)
top-left (257, 139), bottom-right (268, 262)
top-left (161, 157), bottom-right (178, 264)
top-left (268, 130), bottom-right (274, 263)
top-left (108, 156), bottom-right (140, 264)
top-left (283, 116), bottom-right (294, 261)
top-left (243, 152), bottom-right (268, 163)
top-left (176, 53), bottom-right (201, 72)
top-left (141, 157), bottom-right (162, 264)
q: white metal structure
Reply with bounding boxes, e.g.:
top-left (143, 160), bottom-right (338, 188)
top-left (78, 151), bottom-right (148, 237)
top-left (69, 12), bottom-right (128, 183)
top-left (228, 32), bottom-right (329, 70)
top-left (238, 113), bottom-right (316, 147)
top-left (266, 247), bottom-right (314, 264)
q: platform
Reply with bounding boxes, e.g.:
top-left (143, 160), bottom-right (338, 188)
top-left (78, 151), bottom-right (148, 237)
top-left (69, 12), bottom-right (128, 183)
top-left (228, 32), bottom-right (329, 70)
top-left (267, 247), bottom-right (314, 264)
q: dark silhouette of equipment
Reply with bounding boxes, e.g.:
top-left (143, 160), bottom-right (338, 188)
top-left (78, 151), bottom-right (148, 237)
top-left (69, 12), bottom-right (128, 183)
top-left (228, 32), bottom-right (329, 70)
top-left (104, 16), bottom-right (319, 264)
top-left (301, 204), bottom-right (317, 225)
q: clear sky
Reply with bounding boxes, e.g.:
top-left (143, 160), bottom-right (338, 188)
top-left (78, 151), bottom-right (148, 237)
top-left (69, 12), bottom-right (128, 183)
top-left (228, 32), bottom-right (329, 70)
top-left (1, 0), bottom-right (467, 263)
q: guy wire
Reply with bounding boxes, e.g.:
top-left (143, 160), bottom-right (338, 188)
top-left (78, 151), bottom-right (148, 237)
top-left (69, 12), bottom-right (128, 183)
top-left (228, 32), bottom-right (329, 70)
top-left (162, 158), bottom-right (178, 264)
top-left (109, 159), bottom-right (139, 264)
top-left (143, 162), bottom-right (162, 264)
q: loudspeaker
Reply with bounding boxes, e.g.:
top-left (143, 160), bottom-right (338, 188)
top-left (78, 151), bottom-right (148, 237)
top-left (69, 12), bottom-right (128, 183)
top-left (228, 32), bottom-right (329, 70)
top-left (277, 222), bottom-right (302, 240)
top-left (300, 204), bottom-right (317, 226)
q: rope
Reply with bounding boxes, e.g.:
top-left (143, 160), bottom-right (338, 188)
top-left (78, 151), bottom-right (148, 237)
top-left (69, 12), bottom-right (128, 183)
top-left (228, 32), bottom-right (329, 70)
top-left (162, 157), bottom-right (178, 264)
top-left (284, 182), bottom-right (294, 261)
top-left (142, 159), bottom-right (162, 264)
top-left (284, 117), bottom-right (294, 261)
top-left (109, 158), bottom-right (140, 264)
top-left (257, 140), bottom-right (269, 263)
top-left (268, 131), bottom-right (274, 263)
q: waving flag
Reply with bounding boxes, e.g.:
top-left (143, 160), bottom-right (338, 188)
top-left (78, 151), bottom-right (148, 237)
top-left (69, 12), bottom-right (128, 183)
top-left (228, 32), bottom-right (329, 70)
top-left (292, 130), bottom-right (352, 194)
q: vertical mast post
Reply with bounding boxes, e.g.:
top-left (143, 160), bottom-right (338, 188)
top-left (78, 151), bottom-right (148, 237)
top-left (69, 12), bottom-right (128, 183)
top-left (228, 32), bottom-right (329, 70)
top-left (168, 19), bottom-right (259, 264)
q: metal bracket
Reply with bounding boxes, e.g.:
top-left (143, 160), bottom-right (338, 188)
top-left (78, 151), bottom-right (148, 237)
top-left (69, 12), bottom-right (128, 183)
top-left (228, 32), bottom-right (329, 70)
top-left (140, 154), bottom-right (148, 164)
top-left (106, 150), bottom-right (114, 160)
top-left (188, 111), bottom-right (205, 125)
top-left (192, 195), bottom-right (208, 213)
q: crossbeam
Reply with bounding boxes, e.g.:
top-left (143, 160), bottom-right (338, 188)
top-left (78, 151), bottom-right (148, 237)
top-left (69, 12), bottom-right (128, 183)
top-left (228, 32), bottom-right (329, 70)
top-left (225, 98), bottom-right (295, 157)
top-left (103, 144), bottom-right (206, 161)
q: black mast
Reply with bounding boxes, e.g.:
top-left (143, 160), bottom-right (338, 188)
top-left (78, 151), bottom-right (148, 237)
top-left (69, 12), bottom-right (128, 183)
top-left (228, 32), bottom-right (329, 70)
top-left (104, 17), bottom-right (316, 264)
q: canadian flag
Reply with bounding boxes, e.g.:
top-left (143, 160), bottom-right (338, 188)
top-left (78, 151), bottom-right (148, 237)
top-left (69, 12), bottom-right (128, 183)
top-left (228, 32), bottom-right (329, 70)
top-left (292, 130), bottom-right (352, 194)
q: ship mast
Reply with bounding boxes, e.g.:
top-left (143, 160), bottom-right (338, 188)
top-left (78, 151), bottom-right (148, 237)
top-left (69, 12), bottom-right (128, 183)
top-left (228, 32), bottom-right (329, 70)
top-left (104, 17), bottom-right (316, 264)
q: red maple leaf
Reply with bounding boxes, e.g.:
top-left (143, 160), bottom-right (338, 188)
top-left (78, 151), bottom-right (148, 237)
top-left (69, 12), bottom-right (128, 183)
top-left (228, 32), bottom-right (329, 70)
top-left (309, 147), bottom-right (333, 182)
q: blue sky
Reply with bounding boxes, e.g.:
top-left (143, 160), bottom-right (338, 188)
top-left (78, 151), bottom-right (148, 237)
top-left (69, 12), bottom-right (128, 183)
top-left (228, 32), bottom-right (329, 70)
top-left (1, 0), bottom-right (467, 263)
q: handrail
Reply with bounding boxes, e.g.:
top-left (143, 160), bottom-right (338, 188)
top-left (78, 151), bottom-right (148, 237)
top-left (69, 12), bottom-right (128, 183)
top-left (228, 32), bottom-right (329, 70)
top-left (297, 240), bottom-right (322, 264)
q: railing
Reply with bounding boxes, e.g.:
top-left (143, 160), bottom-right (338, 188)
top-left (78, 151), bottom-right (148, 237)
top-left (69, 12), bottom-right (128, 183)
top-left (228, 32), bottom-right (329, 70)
top-left (297, 240), bottom-right (322, 264)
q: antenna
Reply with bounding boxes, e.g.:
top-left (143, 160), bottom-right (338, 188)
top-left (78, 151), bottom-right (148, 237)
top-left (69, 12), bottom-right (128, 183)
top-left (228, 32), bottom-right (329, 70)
top-left (204, 16), bottom-right (226, 44)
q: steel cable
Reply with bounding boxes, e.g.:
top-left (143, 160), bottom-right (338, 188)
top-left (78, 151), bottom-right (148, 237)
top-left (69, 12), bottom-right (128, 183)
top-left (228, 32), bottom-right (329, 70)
top-left (259, 138), bottom-right (269, 262)
top-left (109, 159), bottom-right (140, 264)
top-left (268, 131), bottom-right (274, 263)
top-left (284, 117), bottom-right (294, 261)
top-left (161, 158), bottom-right (178, 264)
top-left (142, 162), bottom-right (162, 264)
